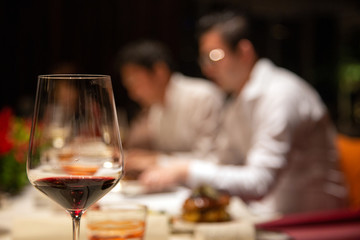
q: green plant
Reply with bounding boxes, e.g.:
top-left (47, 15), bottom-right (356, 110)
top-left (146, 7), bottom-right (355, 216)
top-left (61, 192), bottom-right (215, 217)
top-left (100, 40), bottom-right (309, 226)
top-left (0, 107), bottom-right (31, 194)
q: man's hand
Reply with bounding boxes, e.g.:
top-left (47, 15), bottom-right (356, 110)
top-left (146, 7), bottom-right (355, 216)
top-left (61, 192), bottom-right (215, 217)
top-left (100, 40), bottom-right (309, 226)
top-left (139, 162), bottom-right (190, 192)
top-left (125, 149), bottom-right (158, 172)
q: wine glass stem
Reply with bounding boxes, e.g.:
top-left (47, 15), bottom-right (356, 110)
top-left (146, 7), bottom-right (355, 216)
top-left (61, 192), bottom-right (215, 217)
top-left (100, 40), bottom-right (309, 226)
top-left (71, 212), bottom-right (82, 240)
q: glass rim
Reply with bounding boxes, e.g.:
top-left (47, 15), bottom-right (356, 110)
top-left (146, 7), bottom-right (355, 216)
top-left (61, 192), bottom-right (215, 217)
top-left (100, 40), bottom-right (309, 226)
top-left (88, 202), bottom-right (148, 212)
top-left (38, 74), bottom-right (110, 79)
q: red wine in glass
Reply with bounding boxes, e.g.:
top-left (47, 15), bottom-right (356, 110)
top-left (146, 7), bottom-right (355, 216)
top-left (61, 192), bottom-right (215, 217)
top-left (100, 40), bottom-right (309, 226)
top-left (27, 75), bottom-right (124, 240)
top-left (34, 176), bottom-right (117, 215)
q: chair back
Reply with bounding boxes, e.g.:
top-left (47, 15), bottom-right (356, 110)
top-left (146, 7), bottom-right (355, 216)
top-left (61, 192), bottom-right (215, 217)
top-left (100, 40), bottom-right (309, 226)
top-left (337, 134), bottom-right (360, 208)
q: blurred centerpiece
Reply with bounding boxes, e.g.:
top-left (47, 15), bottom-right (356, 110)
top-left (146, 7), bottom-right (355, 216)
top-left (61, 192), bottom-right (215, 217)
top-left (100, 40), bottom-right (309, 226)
top-left (0, 107), bottom-right (31, 194)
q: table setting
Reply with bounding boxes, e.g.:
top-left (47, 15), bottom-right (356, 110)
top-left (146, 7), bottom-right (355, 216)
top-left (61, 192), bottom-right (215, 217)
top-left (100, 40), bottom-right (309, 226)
top-left (1, 73), bottom-right (359, 240)
top-left (0, 180), bottom-right (257, 240)
top-left (7, 180), bottom-right (360, 240)
top-left (0, 74), bottom-right (255, 240)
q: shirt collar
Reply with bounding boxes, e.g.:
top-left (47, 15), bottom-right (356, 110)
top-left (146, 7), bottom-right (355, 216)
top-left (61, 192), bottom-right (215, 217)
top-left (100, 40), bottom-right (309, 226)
top-left (153, 72), bottom-right (180, 109)
top-left (238, 58), bottom-right (275, 101)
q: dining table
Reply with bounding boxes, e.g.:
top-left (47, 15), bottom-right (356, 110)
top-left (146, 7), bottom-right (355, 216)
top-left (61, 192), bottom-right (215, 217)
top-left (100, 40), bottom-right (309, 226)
top-left (4, 181), bottom-right (358, 240)
top-left (0, 182), bottom-right (257, 240)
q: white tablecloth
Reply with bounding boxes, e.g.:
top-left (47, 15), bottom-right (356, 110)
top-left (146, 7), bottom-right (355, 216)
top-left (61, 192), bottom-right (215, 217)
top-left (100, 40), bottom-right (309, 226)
top-left (0, 184), bottom-right (256, 240)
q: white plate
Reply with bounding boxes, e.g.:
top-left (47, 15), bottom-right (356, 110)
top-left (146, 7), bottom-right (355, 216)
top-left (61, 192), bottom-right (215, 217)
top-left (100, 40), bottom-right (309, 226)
top-left (120, 180), bottom-right (177, 196)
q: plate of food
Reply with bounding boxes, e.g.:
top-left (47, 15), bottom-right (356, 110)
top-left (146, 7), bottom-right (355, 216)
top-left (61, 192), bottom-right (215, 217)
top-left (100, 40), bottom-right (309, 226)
top-left (171, 185), bottom-right (236, 233)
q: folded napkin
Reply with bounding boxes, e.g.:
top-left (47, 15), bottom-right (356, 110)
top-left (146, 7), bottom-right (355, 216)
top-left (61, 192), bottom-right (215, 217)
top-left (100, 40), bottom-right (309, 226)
top-left (194, 220), bottom-right (255, 240)
top-left (255, 208), bottom-right (360, 240)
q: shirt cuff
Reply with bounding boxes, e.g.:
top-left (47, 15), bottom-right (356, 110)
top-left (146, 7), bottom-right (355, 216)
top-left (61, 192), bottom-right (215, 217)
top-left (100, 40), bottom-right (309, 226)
top-left (186, 160), bottom-right (218, 188)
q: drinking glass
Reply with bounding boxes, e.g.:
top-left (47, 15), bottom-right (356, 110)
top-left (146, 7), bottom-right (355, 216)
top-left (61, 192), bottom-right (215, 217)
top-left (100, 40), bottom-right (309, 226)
top-left (86, 202), bottom-right (147, 240)
top-left (27, 74), bottom-right (124, 240)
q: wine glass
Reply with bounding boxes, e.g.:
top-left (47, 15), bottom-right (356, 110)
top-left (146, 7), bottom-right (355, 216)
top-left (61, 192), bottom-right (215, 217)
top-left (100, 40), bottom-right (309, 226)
top-left (27, 74), bottom-right (124, 240)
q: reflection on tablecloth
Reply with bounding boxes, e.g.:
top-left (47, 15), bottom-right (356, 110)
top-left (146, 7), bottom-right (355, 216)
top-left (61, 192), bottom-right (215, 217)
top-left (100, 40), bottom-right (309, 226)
top-left (12, 214), bottom-right (169, 240)
top-left (13, 214), bottom-right (85, 240)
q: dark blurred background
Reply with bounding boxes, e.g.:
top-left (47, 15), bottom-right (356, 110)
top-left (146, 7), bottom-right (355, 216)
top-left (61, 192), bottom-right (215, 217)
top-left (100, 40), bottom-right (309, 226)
top-left (2, 0), bottom-right (360, 135)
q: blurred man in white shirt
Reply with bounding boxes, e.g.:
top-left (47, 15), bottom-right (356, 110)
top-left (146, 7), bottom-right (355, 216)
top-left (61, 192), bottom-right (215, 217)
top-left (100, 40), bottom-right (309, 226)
top-left (138, 12), bottom-right (348, 216)
top-left (118, 40), bottom-right (224, 186)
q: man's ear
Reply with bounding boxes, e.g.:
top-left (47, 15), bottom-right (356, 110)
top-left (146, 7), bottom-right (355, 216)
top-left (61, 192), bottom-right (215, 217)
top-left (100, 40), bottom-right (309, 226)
top-left (236, 39), bottom-right (253, 55)
top-left (153, 61), bottom-right (171, 83)
top-left (236, 39), bottom-right (256, 62)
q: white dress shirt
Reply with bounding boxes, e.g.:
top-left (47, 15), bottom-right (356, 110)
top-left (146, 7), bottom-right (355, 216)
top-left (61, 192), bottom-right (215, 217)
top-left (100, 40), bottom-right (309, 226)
top-left (127, 72), bottom-right (224, 162)
top-left (187, 59), bottom-right (347, 216)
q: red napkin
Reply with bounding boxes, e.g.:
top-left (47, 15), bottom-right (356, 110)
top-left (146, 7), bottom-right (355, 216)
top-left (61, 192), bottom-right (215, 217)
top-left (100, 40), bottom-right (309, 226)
top-left (255, 208), bottom-right (360, 240)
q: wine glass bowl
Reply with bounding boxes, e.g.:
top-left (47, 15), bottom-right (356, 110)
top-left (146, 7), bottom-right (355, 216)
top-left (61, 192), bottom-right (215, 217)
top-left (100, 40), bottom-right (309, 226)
top-left (27, 74), bottom-right (124, 240)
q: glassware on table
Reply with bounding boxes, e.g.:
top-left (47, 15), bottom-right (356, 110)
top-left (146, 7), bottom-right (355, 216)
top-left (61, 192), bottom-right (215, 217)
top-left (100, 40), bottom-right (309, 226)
top-left (27, 74), bottom-right (124, 240)
top-left (85, 202), bottom-right (147, 240)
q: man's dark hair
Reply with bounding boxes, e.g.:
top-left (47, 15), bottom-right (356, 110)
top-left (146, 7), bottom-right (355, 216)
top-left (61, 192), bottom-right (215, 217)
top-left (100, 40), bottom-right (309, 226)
top-left (117, 40), bottom-right (175, 72)
top-left (196, 10), bottom-right (264, 57)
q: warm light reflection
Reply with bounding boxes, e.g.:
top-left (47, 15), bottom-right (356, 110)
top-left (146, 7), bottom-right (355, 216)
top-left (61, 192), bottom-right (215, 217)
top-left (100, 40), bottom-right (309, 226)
top-left (111, 181), bottom-right (122, 192)
top-left (209, 49), bottom-right (225, 62)
top-left (103, 161), bottom-right (113, 168)
top-left (103, 131), bottom-right (111, 144)
top-left (53, 137), bottom-right (65, 148)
